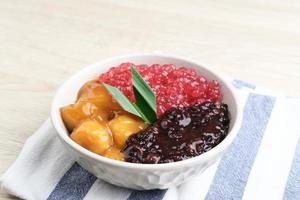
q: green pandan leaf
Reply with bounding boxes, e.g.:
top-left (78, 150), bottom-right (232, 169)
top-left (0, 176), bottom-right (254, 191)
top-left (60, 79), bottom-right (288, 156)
top-left (131, 67), bottom-right (157, 123)
top-left (102, 67), bottom-right (157, 124)
top-left (102, 83), bottom-right (142, 118)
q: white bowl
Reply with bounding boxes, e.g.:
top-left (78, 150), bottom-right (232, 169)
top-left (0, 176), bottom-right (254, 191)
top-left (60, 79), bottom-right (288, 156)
top-left (51, 53), bottom-right (242, 190)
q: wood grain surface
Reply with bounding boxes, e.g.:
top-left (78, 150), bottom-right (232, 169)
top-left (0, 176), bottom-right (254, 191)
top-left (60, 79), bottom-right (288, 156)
top-left (1, 0), bottom-right (300, 199)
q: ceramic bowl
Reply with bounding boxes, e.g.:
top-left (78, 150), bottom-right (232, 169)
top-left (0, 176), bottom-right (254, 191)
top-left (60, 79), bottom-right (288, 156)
top-left (51, 53), bottom-right (242, 190)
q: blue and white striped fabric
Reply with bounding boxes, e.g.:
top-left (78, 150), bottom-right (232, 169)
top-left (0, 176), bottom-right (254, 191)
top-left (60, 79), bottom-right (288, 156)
top-left (1, 80), bottom-right (300, 200)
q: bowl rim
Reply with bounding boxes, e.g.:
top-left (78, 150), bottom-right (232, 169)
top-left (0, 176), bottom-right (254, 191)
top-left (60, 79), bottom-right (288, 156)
top-left (51, 53), bottom-right (242, 170)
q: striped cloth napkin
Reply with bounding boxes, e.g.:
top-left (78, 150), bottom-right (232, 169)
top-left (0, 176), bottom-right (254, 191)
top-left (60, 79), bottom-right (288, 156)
top-left (1, 80), bottom-right (300, 200)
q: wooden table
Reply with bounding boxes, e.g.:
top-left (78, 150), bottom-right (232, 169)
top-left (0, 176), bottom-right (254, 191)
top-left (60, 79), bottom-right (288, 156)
top-left (1, 0), bottom-right (300, 199)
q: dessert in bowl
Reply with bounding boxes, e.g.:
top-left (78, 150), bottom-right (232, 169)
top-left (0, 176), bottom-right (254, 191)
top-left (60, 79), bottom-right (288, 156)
top-left (51, 53), bottom-right (242, 189)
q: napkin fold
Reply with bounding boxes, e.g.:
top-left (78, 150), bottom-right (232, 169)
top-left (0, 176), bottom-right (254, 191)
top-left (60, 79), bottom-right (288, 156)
top-left (1, 80), bottom-right (300, 200)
